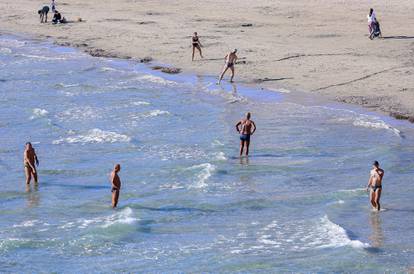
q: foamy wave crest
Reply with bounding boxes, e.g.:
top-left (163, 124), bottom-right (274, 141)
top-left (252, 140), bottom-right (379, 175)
top-left (137, 74), bottom-right (177, 86)
top-left (142, 110), bottom-right (170, 118)
top-left (0, 47), bottom-right (12, 54)
top-left (187, 163), bottom-right (216, 188)
top-left (317, 215), bottom-right (369, 249)
top-left (215, 151), bottom-right (227, 161)
top-left (59, 106), bottom-right (100, 121)
top-left (30, 108), bottom-right (49, 119)
top-left (53, 129), bottom-right (131, 144)
top-left (353, 115), bottom-right (400, 136)
top-left (76, 207), bottom-right (137, 229)
top-left (132, 101), bottom-right (150, 106)
top-left (0, 38), bottom-right (26, 48)
top-left (16, 53), bottom-right (67, 61)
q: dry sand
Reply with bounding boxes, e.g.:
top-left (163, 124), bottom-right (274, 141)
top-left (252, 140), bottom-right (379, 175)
top-left (1, 0), bottom-right (413, 120)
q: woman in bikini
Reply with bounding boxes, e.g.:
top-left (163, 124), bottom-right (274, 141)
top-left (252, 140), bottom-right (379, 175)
top-left (191, 32), bottom-right (203, 61)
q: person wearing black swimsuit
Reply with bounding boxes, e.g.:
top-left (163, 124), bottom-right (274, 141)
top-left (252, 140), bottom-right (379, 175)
top-left (191, 32), bottom-right (203, 61)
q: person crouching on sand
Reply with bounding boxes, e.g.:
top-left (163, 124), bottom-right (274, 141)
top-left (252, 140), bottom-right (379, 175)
top-left (366, 161), bottom-right (384, 211)
top-left (217, 49), bottom-right (238, 84)
top-left (110, 164), bottom-right (122, 208)
top-left (191, 32), bottom-right (203, 61)
top-left (38, 6), bottom-right (50, 23)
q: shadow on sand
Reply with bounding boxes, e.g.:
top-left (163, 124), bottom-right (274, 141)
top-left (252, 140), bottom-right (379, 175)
top-left (382, 36), bottom-right (414, 40)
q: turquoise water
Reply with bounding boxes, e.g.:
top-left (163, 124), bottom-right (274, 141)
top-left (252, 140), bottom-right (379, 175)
top-left (1, 35), bottom-right (414, 273)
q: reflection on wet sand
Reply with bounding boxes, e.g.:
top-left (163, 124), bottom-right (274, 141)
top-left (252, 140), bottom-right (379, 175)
top-left (369, 212), bottom-right (384, 248)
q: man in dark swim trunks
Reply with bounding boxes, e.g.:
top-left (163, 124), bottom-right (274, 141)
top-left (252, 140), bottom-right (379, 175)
top-left (218, 49), bottom-right (238, 84)
top-left (38, 6), bottom-right (50, 23)
top-left (235, 112), bottom-right (256, 156)
top-left (366, 161), bottom-right (384, 211)
top-left (24, 142), bottom-right (39, 185)
top-left (191, 32), bottom-right (203, 61)
top-left (110, 164), bottom-right (122, 208)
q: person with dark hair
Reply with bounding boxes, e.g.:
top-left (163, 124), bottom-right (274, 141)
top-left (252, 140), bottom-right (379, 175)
top-left (366, 161), bottom-right (384, 211)
top-left (191, 32), bottom-right (203, 61)
top-left (110, 164), bottom-right (122, 208)
top-left (217, 49), bottom-right (238, 84)
top-left (52, 10), bottom-right (62, 24)
top-left (24, 142), bottom-right (39, 185)
top-left (367, 8), bottom-right (382, 39)
top-left (235, 112), bottom-right (256, 156)
top-left (38, 6), bottom-right (50, 23)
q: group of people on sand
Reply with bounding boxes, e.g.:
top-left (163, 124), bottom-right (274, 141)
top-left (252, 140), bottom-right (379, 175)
top-left (23, 111), bottom-right (384, 211)
top-left (191, 32), bottom-right (238, 84)
top-left (38, 0), bottom-right (66, 24)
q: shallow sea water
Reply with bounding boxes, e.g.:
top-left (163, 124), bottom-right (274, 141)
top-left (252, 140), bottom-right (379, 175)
top-left (1, 35), bottom-right (414, 273)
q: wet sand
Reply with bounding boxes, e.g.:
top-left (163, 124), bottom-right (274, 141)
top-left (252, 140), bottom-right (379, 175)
top-left (1, 0), bottom-right (413, 120)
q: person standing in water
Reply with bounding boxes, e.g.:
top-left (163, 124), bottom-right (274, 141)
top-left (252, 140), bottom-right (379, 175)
top-left (24, 142), bottom-right (39, 185)
top-left (110, 164), bottom-right (122, 208)
top-left (236, 112), bottom-right (256, 156)
top-left (217, 49), bottom-right (238, 84)
top-left (366, 161), bottom-right (384, 211)
top-left (191, 32), bottom-right (203, 61)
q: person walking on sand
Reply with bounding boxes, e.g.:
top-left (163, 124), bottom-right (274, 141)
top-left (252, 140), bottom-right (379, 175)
top-left (367, 8), bottom-right (381, 39)
top-left (191, 32), bottom-right (203, 61)
top-left (236, 112), bottom-right (256, 156)
top-left (366, 161), bottom-right (384, 211)
top-left (217, 49), bottom-right (238, 84)
top-left (110, 164), bottom-right (122, 208)
top-left (51, 0), bottom-right (56, 12)
top-left (24, 142), bottom-right (39, 185)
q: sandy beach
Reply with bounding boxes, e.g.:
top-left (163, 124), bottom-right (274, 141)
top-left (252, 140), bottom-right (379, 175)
top-left (1, 0), bottom-right (413, 120)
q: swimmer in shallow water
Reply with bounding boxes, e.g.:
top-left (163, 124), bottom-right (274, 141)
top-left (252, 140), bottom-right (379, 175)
top-left (24, 142), bottom-right (39, 185)
top-left (217, 49), bottom-right (238, 84)
top-left (235, 112), bottom-right (256, 156)
top-left (366, 161), bottom-right (384, 211)
top-left (110, 164), bottom-right (122, 208)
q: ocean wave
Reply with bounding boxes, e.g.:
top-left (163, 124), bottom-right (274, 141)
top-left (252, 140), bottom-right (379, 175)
top-left (16, 53), bottom-right (67, 61)
top-left (131, 101), bottom-right (151, 106)
top-left (30, 108), bottom-right (49, 119)
top-left (136, 74), bottom-right (177, 86)
top-left (0, 47), bottom-right (12, 54)
top-left (55, 83), bottom-right (80, 88)
top-left (58, 106), bottom-right (101, 121)
top-left (214, 151), bottom-right (227, 161)
top-left (316, 215), bottom-right (370, 249)
top-left (186, 163), bottom-right (216, 188)
top-left (141, 110), bottom-right (170, 118)
top-left (0, 38), bottom-right (26, 48)
top-left (53, 129), bottom-right (131, 144)
top-left (352, 115), bottom-right (400, 136)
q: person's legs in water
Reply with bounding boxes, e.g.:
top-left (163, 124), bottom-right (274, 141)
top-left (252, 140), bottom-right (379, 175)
top-left (375, 188), bottom-right (382, 211)
top-left (245, 140), bottom-right (250, 156)
top-left (25, 166), bottom-right (32, 185)
top-left (112, 189), bottom-right (120, 208)
top-left (239, 140), bottom-right (245, 156)
top-left (32, 169), bottom-right (38, 184)
top-left (370, 188), bottom-right (377, 209)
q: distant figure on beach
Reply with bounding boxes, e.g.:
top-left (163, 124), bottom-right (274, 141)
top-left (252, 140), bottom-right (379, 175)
top-left (110, 164), bottom-right (122, 208)
top-left (236, 112), bottom-right (256, 156)
top-left (38, 6), bottom-right (50, 23)
top-left (191, 32), bottom-right (203, 61)
top-left (367, 8), bottom-right (382, 39)
top-left (51, 0), bottom-right (56, 12)
top-left (24, 142), bottom-right (39, 185)
top-left (52, 10), bottom-right (66, 24)
top-left (366, 161), bottom-right (384, 211)
top-left (217, 49), bottom-right (238, 84)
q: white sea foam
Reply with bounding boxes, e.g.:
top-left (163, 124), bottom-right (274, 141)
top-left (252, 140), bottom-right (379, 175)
top-left (76, 207), bottom-right (137, 229)
top-left (187, 163), bottom-right (216, 188)
top-left (131, 101), bottom-right (151, 106)
top-left (0, 38), bottom-right (26, 48)
top-left (59, 106), bottom-right (100, 121)
top-left (0, 47), bottom-right (12, 54)
top-left (137, 74), bottom-right (177, 86)
top-left (215, 152), bottom-right (227, 161)
top-left (16, 53), bottom-right (67, 60)
top-left (53, 129), bottom-right (131, 144)
top-left (142, 110), bottom-right (170, 118)
top-left (316, 215), bottom-right (369, 249)
top-left (30, 108), bottom-right (49, 119)
top-left (352, 116), bottom-right (400, 136)
top-left (56, 83), bottom-right (80, 88)
top-left (13, 220), bottom-right (38, 228)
